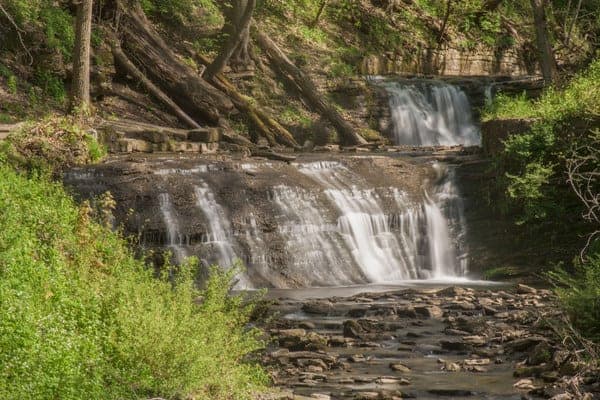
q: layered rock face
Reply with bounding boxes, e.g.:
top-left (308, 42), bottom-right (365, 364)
top-left (65, 154), bottom-right (477, 288)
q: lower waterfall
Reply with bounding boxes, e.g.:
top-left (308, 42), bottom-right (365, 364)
top-left (383, 80), bottom-right (480, 147)
top-left (65, 156), bottom-right (472, 288)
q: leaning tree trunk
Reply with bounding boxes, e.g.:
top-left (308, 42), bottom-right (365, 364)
top-left (254, 29), bottom-right (367, 146)
top-left (111, 43), bottom-right (201, 129)
top-left (204, 0), bottom-right (256, 80)
top-left (70, 0), bottom-right (93, 113)
top-left (530, 0), bottom-right (558, 84)
top-left (114, 1), bottom-right (234, 125)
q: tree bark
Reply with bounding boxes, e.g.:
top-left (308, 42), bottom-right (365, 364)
top-left (254, 29), bottom-right (367, 146)
top-left (196, 53), bottom-right (299, 148)
top-left (437, 0), bottom-right (452, 45)
top-left (311, 0), bottom-right (329, 27)
top-left (204, 0), bottom-right (256, 80)
top-left (111, 43), bottom-right (201, 129)
top-left (530, 0), bottom-right (558, 83)
top-left (115, 1), bottom-right (235, 125)
top-left (70, 0), bottom-right (93, 113)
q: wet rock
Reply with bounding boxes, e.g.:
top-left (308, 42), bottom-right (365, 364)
top-left (437, 287), bottom-right (469, 297)
top-left (463, 358), bottom-right (491, 366)
top-left (348, 307), bottom-right (370, 318)
top-left (506, 336), bottom-right (549, 353)
top-left (516, 284), bottom-right (537, 295)
top-left (389, 363), bottom-right (411, 373)
top-left (448, 301), bottom-right (477, 311)
top-left (513, 378), bottom-right (537, 390)
top-left (549, 393), bottom-right (573, 400)
top-left (443, 362), bottom-right (461, 372)
top-left (277, 329), bottom-right (328, 351)
top-left (483, 305), bottom-right (499, 315)
top-left (375, 376), bottom-right (410, 385)
top-left (462, 335), bottom-right (487, 346)
top-left (465, 365), bottom-right (487, 372)
top-left (343, 320), bottom-right (363, 338)
top-left (440, 340), bottom-right (471, 352)
top-left (302, 301), bottom-right (334, 315)
top-left (353, 392), bottom-right (379, 400)
top-left (299, 321), bottom-right (316, 330)
top-left (428, 389), bottom-right (474, 396)
top-left (329, 335), bottom-right (353, 347)
top-left (396, 306), bottom-right (417, 318)
top-left (540, 371), bottom-right (559, 382)
top-left (415, 305), bottom-right (444, 318)
top-left (349, 354), bottom-right (367, 363)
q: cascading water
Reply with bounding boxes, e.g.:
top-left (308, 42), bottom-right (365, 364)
top-left (194, 182), bottom-right (236, 268)
top-left (271, 185), bottom-right (363, 285)
top-left (299, 161), bottom-right (469, 282)
top-left (384, 80), bottom-right (480, 146)
top-left (157, 192), bottom-right (187, 263)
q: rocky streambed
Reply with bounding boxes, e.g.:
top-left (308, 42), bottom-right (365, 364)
top-left (256, 285), bottom-right (600, 400)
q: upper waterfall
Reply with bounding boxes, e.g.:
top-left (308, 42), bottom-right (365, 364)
top-left (383, 80), bottom-right (481, 147)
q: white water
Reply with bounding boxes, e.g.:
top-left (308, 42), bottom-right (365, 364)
top-left (299, 161), bottom-right (469, 282)
top-left (194, 182), bottom-right (236, 267)
top-left (194, 182), bottom-right (252, 289)
top-left (157, 192), bottom-right (187, 263)
top-left (384, 81), bottom-right (480, 146)
top-left (272, 185), bottom-right (362, 286)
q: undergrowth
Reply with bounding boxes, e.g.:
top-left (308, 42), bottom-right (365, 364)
top-left (0, 160), bottom-right (268, 399)
top-left (483, 58), bottom-right (600, 224)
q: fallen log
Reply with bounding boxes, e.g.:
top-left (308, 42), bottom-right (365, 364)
top-left (114, 2), bottom-right (234, 125)
top-left (111, 43), bottom-right (201, 129)
top-left (195, 53), bottom-right (299, 149)
top-left (254, 29), bottom-right (367, 146)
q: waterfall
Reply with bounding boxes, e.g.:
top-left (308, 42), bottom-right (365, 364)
top-left (299, 161), bottom-right (469, 282)
top-left (271, 185), bottom-right (362, 286)
top-left (157, 193), bottom-right (187, 263)
top-left (384, 81), bottom-right (480, 146)
top-left (193, 182), bottom-right (252, 289)
top-left (425, 163), bottom-right (469, 278)
top-left (299, 161), bottom-right (420, 281)
top-left (194, 182), bottom-right (236, 268)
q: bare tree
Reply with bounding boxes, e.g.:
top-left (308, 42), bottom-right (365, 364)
top-left (567, 132), bottom-right (600, 258)
top-left (530, 0), bottom-right (559, 84)
top-left (70, 0), bottom-right (94, 113)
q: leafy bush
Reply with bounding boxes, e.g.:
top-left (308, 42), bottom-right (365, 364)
top-left (0, 163), bottom-right (267, 399)
top-left (547, 256), bottom-right (600, 342)
top-left (483, 58), bottom-right (600, 223)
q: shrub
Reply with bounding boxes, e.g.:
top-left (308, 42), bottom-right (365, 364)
top-left (0, 163), bottom-right (268, 399)
top-left (547, 255), bottom-right (600, 342)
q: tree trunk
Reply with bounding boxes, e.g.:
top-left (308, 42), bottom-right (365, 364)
top-left (530, 0), bottom-right (558, 84)
top-left (195, 53), bottom-right (299, 148)
top-left (311, 0), bottom-right (329, 27)
top-left (70, 0), bottom-right (93, 113)
top-left (204, 0), bottom-right (256, 79)
top-left (111, 43), bottom-right (201, 129)
top-left (254, 29), bottom-right (366, 146)
top-left (115, 1), bottom-right (234, 125)
top-left (437, 0), bottom-right (452, 45)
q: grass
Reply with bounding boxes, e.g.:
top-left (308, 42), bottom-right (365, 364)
top-left (0, 160), bottom-right (268, 399)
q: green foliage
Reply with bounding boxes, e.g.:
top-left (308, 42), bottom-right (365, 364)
top-left (141, 0), bottom-right (222, 26)
top-left (484, 58), bottom-right (600, 223)
top-left (3, 1), bottom-right (74, 60)
top-left (0, 164), bottom-right (267, 399)
top-left (547, 256), bottom-right (600, 342)
top-left (33, 69), bottom-right (66, 101)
